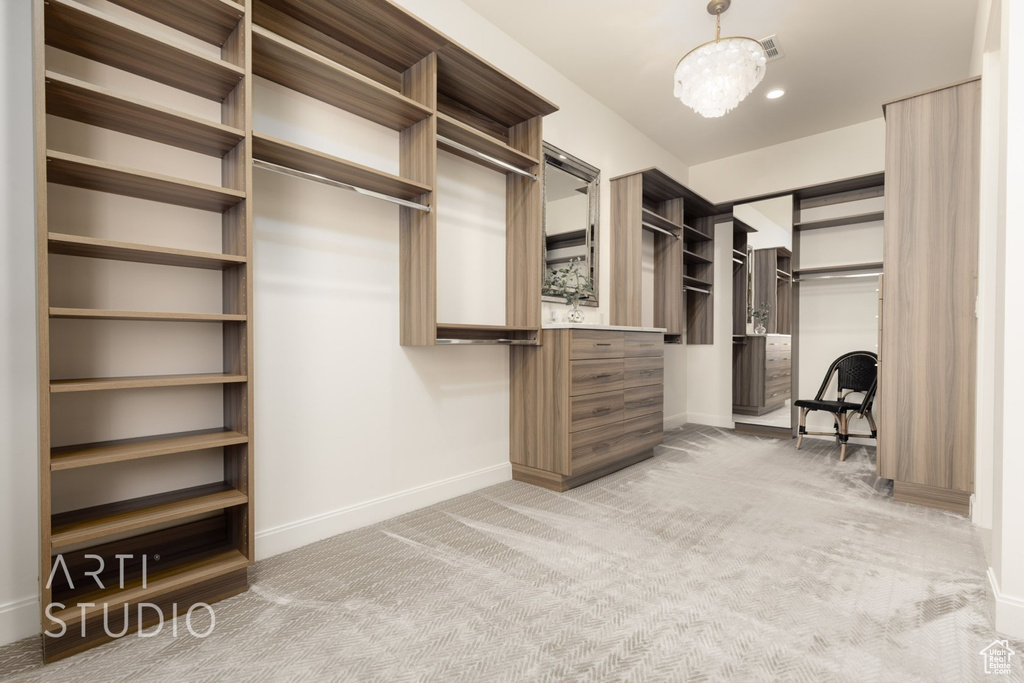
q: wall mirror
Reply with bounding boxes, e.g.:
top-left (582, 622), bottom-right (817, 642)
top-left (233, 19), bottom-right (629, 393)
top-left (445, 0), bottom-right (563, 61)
top-left (542, 143), bottom-right (600, 306)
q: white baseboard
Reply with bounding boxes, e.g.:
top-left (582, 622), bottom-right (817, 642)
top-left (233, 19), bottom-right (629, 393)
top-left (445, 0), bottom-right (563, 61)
top-left (0, 596), bottom-right (38, 647)
top-left (255, 462), bottom-right (511, 561)
top-left (685, 412), bottom-right (734, 429)
top-left (988, 567), bottom-right (1024, 639)
top-left (663, 413), bottom-right (688, 430)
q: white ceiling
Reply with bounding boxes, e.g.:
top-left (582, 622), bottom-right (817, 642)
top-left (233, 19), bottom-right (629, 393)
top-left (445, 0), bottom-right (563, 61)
top-left (461, 0), bottom-right (979, 165)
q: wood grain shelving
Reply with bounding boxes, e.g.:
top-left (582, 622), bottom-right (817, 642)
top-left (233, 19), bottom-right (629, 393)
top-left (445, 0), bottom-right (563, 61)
top-left (641, 208), bottom-right (709, 242)
top-left (683, 249), bottom-right (712, 265)
top-left (49, 308), bottom-right (247, 323)
top-left (44, 0), bottom-right (244, 101)
top-left (794, 210), bottom-right (885, 231)
top-left (50, 483), bottom-right (248, 550)
top-left (51, 373), bottom-right (248, 394)
top-left (105, 0), bottom-right (245, 46)
top-left (252, 26), bottom-right (432, 132)
top-left (48, 548), bottom-right (249, 626)
top-left (683, 275), bottom-right (713, 289)
top-left (48, 233), bottom-right (247, 270)
top-left (793, 261), bottom-right (884, 277)
top-left (51, 428), bottom-right (249, 471)
top-left (46, 151), bottom-right (246, 212)
top-left (436, 112), bottom-right (538, 174)
top-left (252, 132), bottom-right (431, 202)
top-left (45, 72), bottom-right (245, 157)
top-left (435, 323), bottom-right (539, 345)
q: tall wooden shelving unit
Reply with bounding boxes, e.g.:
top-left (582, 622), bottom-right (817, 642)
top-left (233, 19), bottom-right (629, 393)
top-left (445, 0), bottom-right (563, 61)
top-left (610, 168), bottom-right (717, 345)
top-left (33, 0), bottom-right (556, 661)
top-left (34, 0), bottom-right (254, 661)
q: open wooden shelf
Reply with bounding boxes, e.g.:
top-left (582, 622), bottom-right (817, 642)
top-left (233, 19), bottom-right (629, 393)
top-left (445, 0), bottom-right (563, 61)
top-left (252, 26), bottom-right (432, 132)
top-left (435, 323), bottom-right (539, 345)
top-left (49, 308), bottom-right (246, 323)
top-left (46, 151), bottom-right (246, 212)
top-left (794, 210), bottom-right (885, 231)
top-left (49, 233), bottom-right (247, 270)
top-left (436, 112), bottom-right (538, 174)
top-left (105, 0), bottom-right (245, 47)
top-left (793, 261), bottom-right (884, 277)
top-left (51, 482), bottom-right (248, 550)
top-left (641, 208), bottom-right (709, 242)
top-left (683, 249), bottom-right (712, 265)
top-left (48, 548), bottom-right (249, 626)
top-left (51, 428), bottom-right (248, 471)
top-left (46, 72), bottom-right (245, 157)
top-left (51, 373), bottom-right (248, 394)
top-left (252, 132), bottom-right (431, 202)
top-left (683, 275), bottom-right (713, 290)
top-left (44, 0), bottom-right (244, 101)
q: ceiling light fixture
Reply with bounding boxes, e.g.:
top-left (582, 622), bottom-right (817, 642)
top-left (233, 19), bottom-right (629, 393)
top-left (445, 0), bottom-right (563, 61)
top-left (673, 0), bottom-right (767, 118)
top-left (766, 88), bottom-right (785, 99)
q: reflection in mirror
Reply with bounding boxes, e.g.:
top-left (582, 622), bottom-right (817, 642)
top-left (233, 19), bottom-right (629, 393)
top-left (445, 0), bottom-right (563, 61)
top-left (542, 144), bottom-right (600, 306)
top-left (731, 196), bottom-right (794, 431)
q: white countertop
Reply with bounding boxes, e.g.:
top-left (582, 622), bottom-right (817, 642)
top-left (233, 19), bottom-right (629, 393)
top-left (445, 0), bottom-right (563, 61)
top-left (543, 323), bottom-right (668, 333)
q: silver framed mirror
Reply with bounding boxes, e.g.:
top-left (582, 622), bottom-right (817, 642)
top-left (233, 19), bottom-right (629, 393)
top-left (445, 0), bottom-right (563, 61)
top-left (542, 143), bottom-right (600, 306)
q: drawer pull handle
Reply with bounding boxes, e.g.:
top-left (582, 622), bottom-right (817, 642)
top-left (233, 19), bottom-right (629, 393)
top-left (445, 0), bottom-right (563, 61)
top-left (592, 407), bottom-right (613, 414)
top-left (595, 343), bottom-right (613, 347)
top-left (594, 373), bottom-right (613, 379)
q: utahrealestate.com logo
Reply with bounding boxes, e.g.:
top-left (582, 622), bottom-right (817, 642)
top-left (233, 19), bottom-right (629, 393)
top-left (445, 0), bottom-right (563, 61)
top-left (44, 554), bottom-right (216, 639)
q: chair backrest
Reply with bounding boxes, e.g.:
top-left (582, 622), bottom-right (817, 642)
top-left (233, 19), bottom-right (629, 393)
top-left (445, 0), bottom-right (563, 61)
top-left (813, 351), bottom-right (878, 413)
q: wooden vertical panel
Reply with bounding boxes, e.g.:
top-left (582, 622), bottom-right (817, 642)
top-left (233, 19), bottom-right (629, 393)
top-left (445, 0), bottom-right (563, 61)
top-left (610, 175), bottom-right (642, 326)
top-left (506, 116), bottom-right (542, 329)
top-left (221, 6), bottom-right (252, 560)
top-left (655, 198), bottom-right (684, 336)
top-left (790, 203), bottom-right (801, 436)
top-left (510, 329), bottom-right (570, 474)
top-left (33, 0), bottom-right (53, 627)
top-left (399, 53), bottom-right (437, 346)
top-left (880, 80), bottom-right (979, 494)
top-left (753, 248), bottom-right (777, 333)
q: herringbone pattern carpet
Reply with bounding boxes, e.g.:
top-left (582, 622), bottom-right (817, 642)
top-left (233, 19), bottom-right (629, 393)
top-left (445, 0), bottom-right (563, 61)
top-left (0, 425), bottom-right (1017, 682)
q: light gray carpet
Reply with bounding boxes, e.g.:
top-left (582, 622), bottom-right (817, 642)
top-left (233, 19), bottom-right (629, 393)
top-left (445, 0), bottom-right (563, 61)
top-left (0, 425), bottom-right (1018, 682)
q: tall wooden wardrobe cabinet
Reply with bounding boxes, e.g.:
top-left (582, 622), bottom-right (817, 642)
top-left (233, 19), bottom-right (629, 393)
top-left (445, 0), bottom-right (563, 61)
top-left (878, 78), bottom-right (980, 514)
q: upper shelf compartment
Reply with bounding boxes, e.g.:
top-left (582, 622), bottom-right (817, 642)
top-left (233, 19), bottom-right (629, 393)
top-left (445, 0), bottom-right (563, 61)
top-left (252, 132), bottom-right (432, 205)
top-left (44, 0), bottom-right (244, 102)
top-left (251, 26), bottom-right (432, 132)
top-left (436, 113), bottom-right (538, 178)
top-left (252, 0), bottom-right (557, 129)
top-left (104, 0), bottom-right (245, 47)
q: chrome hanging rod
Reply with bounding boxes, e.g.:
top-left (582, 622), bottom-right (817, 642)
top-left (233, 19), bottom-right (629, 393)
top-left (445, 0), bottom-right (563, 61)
top-left (253, 159), bottom-right (431, 213)
top-left (733, 257), bottom-right (743, 264)
top-left (641, 221), bottom-right (680, 240)
top-left (436, 135), bottom-right (537, 180)
top-left (794, 272), bottom-right (882, 283)
top-left (684, 285), bottom-right (711, 294)
top-left (435, 338), bottom-right (538, 346)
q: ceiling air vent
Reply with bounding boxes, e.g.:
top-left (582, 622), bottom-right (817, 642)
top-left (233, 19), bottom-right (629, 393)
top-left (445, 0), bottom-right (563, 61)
top-left (759, 35), bottom-right (784, 62)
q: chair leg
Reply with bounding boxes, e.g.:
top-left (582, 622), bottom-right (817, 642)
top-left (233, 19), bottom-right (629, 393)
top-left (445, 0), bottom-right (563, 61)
top-left (839, 413), bottom-right (849, 461)
top-left (866, 410), bottom-right (877, 438)
top-left (796, 408), bottom-right (808, 449)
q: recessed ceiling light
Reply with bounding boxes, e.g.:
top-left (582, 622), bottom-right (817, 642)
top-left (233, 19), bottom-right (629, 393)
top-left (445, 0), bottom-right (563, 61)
top-left (766, 88), bottom-right (786, 100)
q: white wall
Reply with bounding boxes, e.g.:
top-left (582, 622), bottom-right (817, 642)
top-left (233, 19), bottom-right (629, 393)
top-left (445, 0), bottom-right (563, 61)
top-left (688, 119), bottom-right (886, 205)
top-left (0, 0), bottom-right (41, 646)
top-left (985, 0), bottom-right (1024, 640)
top-left (0, 0), bottom-right (694, 645)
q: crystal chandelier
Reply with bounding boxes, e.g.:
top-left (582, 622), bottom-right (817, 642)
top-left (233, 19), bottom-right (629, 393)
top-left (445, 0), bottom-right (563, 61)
top-left (673, 0), bottom-right (767, 118)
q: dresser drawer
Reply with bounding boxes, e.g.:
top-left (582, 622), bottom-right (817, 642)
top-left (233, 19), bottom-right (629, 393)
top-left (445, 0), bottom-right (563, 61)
top-left (621, 412), bottom-right (663, 457)
top-left (623, 384), bottom-right (663, 420)
top-left (624, 355), bottom-right (663, 388)
top-left (624, 332), bottom-right (663, 357)
top-left (570, 390), bottom-right (624, 433)
top-left (765, 373), bottom-right (791, 395)
top-left (570, 330), bottom-right (624, 360)
top-left (766, 335), bottom-right (790, 350)
top-left (570, 359), bottom-right (624, 396)
top-left (571, 421), bottom-right (624, 475)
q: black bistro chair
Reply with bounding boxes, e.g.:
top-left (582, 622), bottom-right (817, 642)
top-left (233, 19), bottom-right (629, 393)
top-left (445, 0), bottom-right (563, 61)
top-left (795, 351), bottom-right (878, 461)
